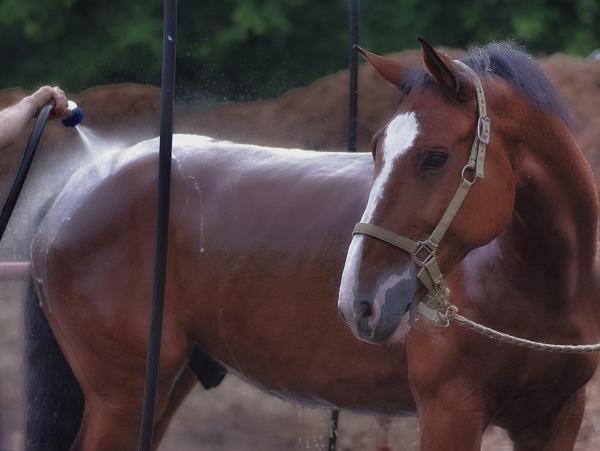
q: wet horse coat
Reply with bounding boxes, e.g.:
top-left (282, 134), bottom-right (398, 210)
top-left (32, 135), bottom-right (419, 449)
top-left (31, 40), bottom-right (600, 451)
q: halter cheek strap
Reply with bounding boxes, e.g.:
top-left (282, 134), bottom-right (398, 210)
top-left (353, 60), bottom-right (491, 325)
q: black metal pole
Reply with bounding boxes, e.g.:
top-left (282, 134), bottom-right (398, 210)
top-left (328, 2), bottom-right (360, 450)
top-left (328, 409), bottom-right (340, 451)
top-left (0, 101), bottom-right (54, 241)
top-left (137, 0), bottom-right (177, 449)
top-left (347, 0), bottom-right (360, 152)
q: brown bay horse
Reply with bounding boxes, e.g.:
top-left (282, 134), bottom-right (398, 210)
top-left (30, 39), bottom-right (599, 450)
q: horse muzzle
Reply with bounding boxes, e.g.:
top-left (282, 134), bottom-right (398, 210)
top-left (339, 267), bottom-right (417, 344)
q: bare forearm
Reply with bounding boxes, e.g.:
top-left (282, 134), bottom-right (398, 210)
top-left (0, 96), bottom-right (37, 150)
top-left (0, 86), bottom-right (69, 151)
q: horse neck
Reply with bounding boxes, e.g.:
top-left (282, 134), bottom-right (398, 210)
top-left (508, 113), bottom-right (598, 300)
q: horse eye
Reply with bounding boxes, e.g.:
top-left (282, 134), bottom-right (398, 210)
top-left (419, 151), bottom-right (449, 173)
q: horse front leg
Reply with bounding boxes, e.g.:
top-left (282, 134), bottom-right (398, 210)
top-left (414, 381), bottom-right (487, 451)
top-left (151, 368), bottom-right (199, 447)
top-left (509, 388), bottom-right (585, 451)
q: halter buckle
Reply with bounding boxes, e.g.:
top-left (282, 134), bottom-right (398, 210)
top-left (413, 239), bottom-right (437, 267)
top-left (477, 115), bottom-right (491, 145)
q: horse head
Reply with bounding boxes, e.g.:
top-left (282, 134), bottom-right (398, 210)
top-left (338, 38), bottom-right (517, 344)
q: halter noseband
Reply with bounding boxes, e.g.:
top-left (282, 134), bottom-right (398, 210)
top-left (352, 60), bottom-right (491, 325)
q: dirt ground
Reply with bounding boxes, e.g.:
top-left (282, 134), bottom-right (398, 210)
top-left (1, 278), bottom-right (599, 451)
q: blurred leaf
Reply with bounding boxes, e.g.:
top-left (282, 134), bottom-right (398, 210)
top-left (0, 0), bottom-right (598, 100)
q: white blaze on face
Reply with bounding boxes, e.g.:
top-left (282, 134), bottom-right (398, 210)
top-left (338, 112), bottom-right (419, 320)
top-left (362, 112), bottom-right (420, 223)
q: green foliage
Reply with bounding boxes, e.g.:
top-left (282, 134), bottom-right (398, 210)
top-left (0, 0), bottom-right (598, 100)
top-left (362, 0), bottom-right (600, 57)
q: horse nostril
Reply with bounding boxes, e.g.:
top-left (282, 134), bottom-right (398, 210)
top-left (354, 300), bottom-right (373, 319)
top-left (354, 300), bottom-right (374, 337)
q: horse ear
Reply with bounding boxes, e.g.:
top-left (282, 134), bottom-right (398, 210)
top-left (355, 45), bottom-right (407, 88)
top-left (417, 36), bottom-right (460, 95)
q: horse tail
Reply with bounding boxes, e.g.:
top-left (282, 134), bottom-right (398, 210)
top-left (24, 277), bottom-right (84, 450)
top-left (24, 200), bottom-right (84, 451)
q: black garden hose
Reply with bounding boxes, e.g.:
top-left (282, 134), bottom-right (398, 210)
top-left (0, 100), bottom-right (54, 241)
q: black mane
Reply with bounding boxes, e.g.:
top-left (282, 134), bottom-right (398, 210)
top-left (402, 42), bottom-right (571, 126)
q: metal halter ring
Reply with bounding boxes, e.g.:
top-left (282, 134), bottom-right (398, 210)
top-left (461, 164), bottom-right (477, 184)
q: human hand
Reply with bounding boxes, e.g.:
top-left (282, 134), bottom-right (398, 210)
top-left (25, 86), bottom-right (70, 119)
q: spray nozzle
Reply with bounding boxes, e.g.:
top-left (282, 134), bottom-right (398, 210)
top-left (61, 100), bottom-right (84, 127)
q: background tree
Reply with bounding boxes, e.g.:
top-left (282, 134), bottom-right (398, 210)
top-left (0, 0), bottom-right (598, 101)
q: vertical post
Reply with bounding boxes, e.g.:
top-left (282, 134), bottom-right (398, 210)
top-left (328, 409), bottom-right (340, 451)
top-left (137, 0), bottom-right (177, 450)
top-left (329, 2), bottom-right (360, 451)
top-left (347, 0), bottom-right (360, 152)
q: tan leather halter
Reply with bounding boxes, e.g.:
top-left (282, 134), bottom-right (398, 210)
top-left (352, 60), bottom-right (491, 325)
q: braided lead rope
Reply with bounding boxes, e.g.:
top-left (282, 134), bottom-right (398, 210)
top-left (447, 308), bottom-right (600, 353)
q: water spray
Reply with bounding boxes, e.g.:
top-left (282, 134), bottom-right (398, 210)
top-left (0, 99), bottom-right (84, 241)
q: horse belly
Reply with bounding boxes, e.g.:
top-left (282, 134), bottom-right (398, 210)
top-left (172, 166), bottom-right (415, 415)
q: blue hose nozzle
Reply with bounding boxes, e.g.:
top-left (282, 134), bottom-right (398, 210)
top-left (61, 100), bottom-right (83, 127)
